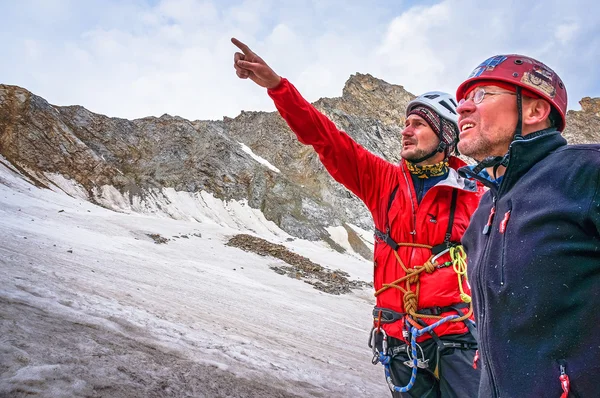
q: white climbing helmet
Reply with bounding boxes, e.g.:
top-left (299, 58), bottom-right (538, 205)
top-left (406, 91), bottom-right (460, 157)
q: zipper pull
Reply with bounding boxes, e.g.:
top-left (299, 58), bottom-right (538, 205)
top-left (499, 210), bottom-right (511, 234)
top-left (559, 363), bottom-right (570, 398)
top-left (472, 349), bottom-right (480, 369)
top-left (482, 199), bottom-right (496, 235)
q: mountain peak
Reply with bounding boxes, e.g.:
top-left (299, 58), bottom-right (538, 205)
top-left (579, 97), bottom-right (600, 115)
top-left (342, 72), bottom-right (410, 100)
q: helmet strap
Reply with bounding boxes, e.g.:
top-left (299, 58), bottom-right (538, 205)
top-left (468, 86), bottom-right (524, 180)
top-left (407, 141), bottom-right (447, 165)
top-left (513, 86), bottom-right (524, 141)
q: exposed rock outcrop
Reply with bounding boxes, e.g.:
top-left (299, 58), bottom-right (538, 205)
top-left (1, 75), bottom-right (598, 258)
top-left (564, 97), bottom-right (600, 144)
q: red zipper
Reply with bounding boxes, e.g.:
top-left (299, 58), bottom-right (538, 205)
top-left (499, 210), bottom-right (511, 234)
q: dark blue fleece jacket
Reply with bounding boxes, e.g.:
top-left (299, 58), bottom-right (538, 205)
top-left (460, 129), bottom-right (600, 398)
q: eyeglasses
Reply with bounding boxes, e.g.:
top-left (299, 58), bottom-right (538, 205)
top-left (459, 87), bottom-right (516, 106)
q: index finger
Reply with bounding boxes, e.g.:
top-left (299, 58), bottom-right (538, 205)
top-left (231, 37), bottom-right (253, 55)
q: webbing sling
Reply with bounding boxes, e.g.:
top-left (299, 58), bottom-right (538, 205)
top-left (432, 188), bottom-right (458, 253)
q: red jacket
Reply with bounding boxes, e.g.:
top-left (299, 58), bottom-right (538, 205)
top-left (268, 79), bottom-right (483, 341)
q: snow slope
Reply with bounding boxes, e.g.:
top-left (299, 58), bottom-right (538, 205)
top-left (0, 160), bottom-right (387, 397)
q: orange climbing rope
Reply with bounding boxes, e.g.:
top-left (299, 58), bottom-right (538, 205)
top-left (374, 242), bottom-right (472, 331)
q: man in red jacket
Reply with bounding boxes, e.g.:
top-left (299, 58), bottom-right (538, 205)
top-left (232, 38), bottom-right (482, 397)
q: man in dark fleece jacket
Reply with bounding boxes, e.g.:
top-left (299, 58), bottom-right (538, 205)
top-left (455, 54), bottom-right (600, 397)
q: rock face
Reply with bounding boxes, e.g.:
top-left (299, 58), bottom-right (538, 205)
top-left (564, 97), bottom-right (600, 144)
top-left (1, 75), bottom-right (599, 257)
top-left (226, 234), bottom-right (372, 295)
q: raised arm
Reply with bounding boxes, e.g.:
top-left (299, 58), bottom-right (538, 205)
top-left (231, 38), bottom-right (394, 209)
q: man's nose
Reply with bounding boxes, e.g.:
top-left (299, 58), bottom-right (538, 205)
top-left (457, 99), bottom-right (475, 116)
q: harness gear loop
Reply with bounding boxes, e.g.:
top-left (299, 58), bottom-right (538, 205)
top-left (450, 245), bottom-right (471, 303)
top-left (377, 316), bottom-right (460, 393)
top-left (402, 342), bottom-right (429, 369)
top-left (369, 327), bottom-right (389, 365)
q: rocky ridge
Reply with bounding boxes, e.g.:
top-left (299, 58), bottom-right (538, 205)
top-left (1, 75), bottom-right (599, 258)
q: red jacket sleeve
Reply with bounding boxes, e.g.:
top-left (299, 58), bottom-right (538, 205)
top-left (267, 78), bottom-right (396, 212)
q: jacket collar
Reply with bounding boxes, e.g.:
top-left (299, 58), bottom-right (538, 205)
top-left (438, 167), bottom-right (479, 192)
top-left (459, 128), bottom-right (567, 196)
top-left (402, 156), bottom-right (478, 192)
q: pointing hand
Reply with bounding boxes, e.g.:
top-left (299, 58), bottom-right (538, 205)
top-left (232, 38), bottom-right (282, 89)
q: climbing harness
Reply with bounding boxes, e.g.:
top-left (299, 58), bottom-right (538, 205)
top-left (368, 239), bottom-right (474, 391)
top-left (371, 187), bottom-right (476, 393)
top-left (373, 316), bottom-right (460, 393)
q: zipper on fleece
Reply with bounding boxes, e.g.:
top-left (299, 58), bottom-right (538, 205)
top-left (499, 200), bottom-right (513, 286)
top-left (499, 210), bottom-right (511, 234)
top-left (482, 201), bottom-right (497, 235)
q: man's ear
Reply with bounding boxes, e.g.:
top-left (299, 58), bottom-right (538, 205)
top-left (523, 98), bottom-right (552, 127)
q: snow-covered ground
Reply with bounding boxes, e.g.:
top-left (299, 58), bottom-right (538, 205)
top-left (0, 161), bottom-right (388, 397)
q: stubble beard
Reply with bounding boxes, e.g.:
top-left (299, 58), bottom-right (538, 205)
top-left (401, 147), bottom-right (429, 162)
top-left (458, 137), bottom-right (491, 162)
top-left (401, 141), bottom-right (440, 163)
top-left (459, 127), bottom-right (513, 162)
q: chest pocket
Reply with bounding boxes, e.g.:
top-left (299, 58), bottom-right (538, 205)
top-left (375, 186), bottom-right (459, 255)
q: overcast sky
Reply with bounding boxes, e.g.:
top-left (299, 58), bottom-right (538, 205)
top-left (2, 0), bottom-right (599, 121)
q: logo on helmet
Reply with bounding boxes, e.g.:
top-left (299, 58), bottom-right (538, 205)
top-left (521, 65), bottom-right (556, 98)
top-left (468, 56), bottom-right (508, 79)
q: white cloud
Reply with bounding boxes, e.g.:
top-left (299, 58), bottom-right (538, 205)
top-left (24, 39), bottom-right (42, 60)
top-left (1, 0), bottom-right (599, 120)
top-left (556, 22), bottom-right (580, 44)
top-left (157, 0), bottom-right (219, 24)
top-left (365, 0), bottom-right (599, 109)
top-left (373, 3), bottom-right (453, 91)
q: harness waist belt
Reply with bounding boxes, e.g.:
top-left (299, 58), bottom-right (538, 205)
top-left (431, 241), bottom-right (460, 255)
top-left (372, 307), bottom-right (405, 324)
top-left (416, 302), bottom-right (470, 316)
top-left (388, 340), bottom-right (477, 356)
top-left (373, 302), bottom-right (470, 322)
